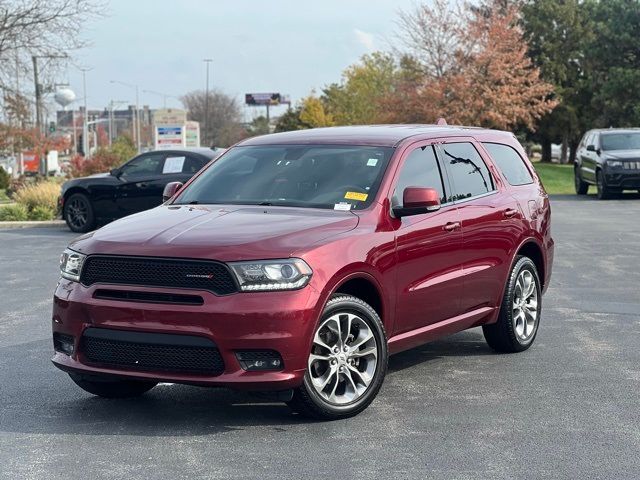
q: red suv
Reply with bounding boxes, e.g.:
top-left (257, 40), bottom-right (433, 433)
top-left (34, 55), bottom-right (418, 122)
top-left (52, 125), bottom-right (553, 419)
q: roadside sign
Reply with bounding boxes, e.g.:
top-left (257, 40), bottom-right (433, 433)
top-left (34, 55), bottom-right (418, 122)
top-left (155, 125), bottom-right (184, 149)
top-left (185, 121), bottom-right (200, 147)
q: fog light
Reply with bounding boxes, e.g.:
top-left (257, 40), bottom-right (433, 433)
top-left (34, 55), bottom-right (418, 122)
top-left (235, 350), bottom-right (283, 371)
top-left (53, 333), bottom-right (74, 355)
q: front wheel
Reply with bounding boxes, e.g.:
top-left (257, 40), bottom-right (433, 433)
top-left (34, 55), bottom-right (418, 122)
top-left (64, 192), bottom-right (96, 232)
top-left (288, 295), bottom-right (388, 420)
top-left (483, 256), bottom-right (542, 353)
top-left (69, 373), bottom-right (157, 398)
top-left (596, 170), bottom-right (613, 200)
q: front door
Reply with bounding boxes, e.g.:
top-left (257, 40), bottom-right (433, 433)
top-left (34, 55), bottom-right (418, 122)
top-left (392, 141), bottom-right (464, 335)
top-left (115, 152), bottom-right (166, 216)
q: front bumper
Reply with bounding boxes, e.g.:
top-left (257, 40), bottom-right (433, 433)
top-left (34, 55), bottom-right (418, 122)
top-left (604, 171), bottom-right (640, 189)
top-left (51, 279), bottom-right (321, 390)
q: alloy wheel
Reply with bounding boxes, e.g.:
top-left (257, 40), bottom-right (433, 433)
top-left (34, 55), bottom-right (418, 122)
top-left (66, 197), bottom-right (88, 230)
top-left (307, 312), bottom-right (378, 405)
top-left (512, 269), bottom-right (539, 342)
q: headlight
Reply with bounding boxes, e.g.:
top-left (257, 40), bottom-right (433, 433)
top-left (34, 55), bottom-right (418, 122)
top-left (607, 160), bottom-right (623, 168)
top-left (59, 248), bottom-right (86, 282)
top-left (229, 258), bottom-right (312, 291)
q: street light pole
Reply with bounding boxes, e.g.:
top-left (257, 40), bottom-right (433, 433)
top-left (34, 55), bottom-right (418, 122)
top-left (80, 67), bottom-right (90, 156)
top-left (203, 58), bottom-right (212, 147)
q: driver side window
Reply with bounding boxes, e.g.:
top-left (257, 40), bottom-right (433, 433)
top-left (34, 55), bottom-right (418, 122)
top-left (392, 145), bottom-right (446, 206)
top-left (120, 154), bottom-right (164, 176)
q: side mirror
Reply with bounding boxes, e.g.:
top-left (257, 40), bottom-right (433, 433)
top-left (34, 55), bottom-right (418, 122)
top-left (586, 145), bottom-right (597, 153)
top-left (162, 181), bottom-right (183, 202)
top-left (110, 168), bottom-right (121, 177)
top-left (392, 187), bottom-right (441, 218)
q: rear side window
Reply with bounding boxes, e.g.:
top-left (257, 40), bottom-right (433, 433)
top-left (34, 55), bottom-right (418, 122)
top-left (440, 142), bottom-right (494, 201)
top-left (182, 156), bottom-right (207, 173)
top-left (482, 143), bottom-right (533, 186)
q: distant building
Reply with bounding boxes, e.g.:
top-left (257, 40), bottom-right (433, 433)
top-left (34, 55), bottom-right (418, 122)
top-left (55, 105), bottom-right (154, 151)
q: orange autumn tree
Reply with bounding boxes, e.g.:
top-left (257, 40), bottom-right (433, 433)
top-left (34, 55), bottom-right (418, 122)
top-left (385, 2), bottom-right (557, 130)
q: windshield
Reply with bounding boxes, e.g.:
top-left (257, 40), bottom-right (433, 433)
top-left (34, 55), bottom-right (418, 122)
top-left (600, 133), bottom-right (640, 151)
top-left (174, 145), bottom-right (394, 210)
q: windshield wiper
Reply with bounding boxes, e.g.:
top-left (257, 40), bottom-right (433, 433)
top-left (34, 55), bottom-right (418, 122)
top-left (256, 201), bottom-right (273, 206)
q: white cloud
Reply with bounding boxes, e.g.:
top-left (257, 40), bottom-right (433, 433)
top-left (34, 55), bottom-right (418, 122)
top-left (353, 28), bottom-right (376, 52)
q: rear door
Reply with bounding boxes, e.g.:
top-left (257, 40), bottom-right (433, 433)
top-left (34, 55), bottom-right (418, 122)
top-left (437, 140), bottom-right (522, 314)
top-left (143, 153), bottom-right (209, 209)
top-left (392, 140), bottom-right (464, 335)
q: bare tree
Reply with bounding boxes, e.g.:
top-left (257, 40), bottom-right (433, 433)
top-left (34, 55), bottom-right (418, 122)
top-left (394, 0), bottom-right (468, 78)
top-left (0, 0), bottom-right (103, 118)
top-left (181, 89), bottom-right (245, 147)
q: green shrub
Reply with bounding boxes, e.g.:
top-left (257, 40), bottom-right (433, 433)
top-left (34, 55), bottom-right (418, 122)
top-left (28, 205), bottom-right (56, 221)
top-left (0, 203), bottom-right (28, 221)
top-left (0, 166), bottom-right (9, 190)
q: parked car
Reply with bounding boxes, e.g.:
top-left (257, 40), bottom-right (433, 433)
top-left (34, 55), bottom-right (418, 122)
top-left (59, 147), bottom-right (221, 232)
top-left (550, 143), bottom-right (561, 161)
top-left (574, 128), bottom-right (640, 199)
top-left (52, 125), bottom-right (554, 419)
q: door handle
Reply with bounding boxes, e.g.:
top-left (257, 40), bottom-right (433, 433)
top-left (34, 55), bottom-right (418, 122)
top-left (504, 208), bottom-right (518, 218)
top-left (443, 221), bottom-right (460, 232)
top-left (136, 182), bottom-right (149, 188)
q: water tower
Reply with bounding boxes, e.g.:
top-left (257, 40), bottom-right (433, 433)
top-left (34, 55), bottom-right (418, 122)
top-left (54, 87), bottom-right (76, 110)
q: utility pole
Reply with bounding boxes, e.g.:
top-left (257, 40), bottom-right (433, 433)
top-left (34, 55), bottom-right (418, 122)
top-left (203, 58), bottom-right (212, 147)
top-left (32, 56), bottom-right (42, 136)
top-left (32, 54), bottom-right (67, 174)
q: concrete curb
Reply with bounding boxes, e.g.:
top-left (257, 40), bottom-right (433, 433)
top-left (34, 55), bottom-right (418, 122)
top-left (0, 220), bottom-right (66, 229)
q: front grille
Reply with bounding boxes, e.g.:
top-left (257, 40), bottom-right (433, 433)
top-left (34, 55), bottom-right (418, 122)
top-left (94, 289), bottom-right (204, 305)
top-left (80, 328), bottom-right (225, 375)
top-left (80, 255), bottom-right (237, 295)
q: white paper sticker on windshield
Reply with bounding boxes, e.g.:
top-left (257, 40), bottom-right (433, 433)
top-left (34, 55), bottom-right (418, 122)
top-left (367, 158), bottom-right (379, 167)
top-left (163, 156), bottom-right (185, 174)
top-left (334, 202), bottom-right (352, 211)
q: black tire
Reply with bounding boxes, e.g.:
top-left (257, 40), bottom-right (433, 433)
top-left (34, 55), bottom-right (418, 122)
top-left (596, 170), bottom-right (613, 200)
top-left (69, 373), bottom-right (157, 398)
top-left (287, 295), bottom-right (388, 420)
top-left (574, 167), bottom-right (589, 195)
top-left (64, 192), bottom-right (95, 233)
top-left (483, 256), bottom-right (542, 353)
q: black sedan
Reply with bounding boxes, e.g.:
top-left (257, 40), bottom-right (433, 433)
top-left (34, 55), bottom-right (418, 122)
top-left (60, 148), bottom-right (222, 232)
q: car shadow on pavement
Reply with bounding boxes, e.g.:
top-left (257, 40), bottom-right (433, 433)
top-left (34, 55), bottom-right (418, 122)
top-left (1, 332), bottom-right (492, 436)
top-left (387, 329), bottom-right (492, 375)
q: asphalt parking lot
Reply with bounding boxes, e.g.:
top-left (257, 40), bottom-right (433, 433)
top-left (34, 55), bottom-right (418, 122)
top-left (1, 194), bottom-right (639, 480)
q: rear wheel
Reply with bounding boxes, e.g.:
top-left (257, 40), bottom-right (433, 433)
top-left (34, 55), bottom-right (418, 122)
top-left (483, 256), bottom-right (541, 353)
top-left (64, 192), bottom-right (95, 232)
top-left (574, 167), bottom-right (589, 195)
top-left (69, 373), bottom-right (157, 398)
top-left (287, 295), bottom-right (388, 420)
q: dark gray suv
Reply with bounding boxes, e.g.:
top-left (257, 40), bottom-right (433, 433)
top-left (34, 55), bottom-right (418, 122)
top-left (575, 129), bottom-right (640, 199)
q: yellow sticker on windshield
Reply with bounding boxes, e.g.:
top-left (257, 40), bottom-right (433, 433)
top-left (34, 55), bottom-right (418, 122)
top-left (345, 191), bottom-right (368, 201)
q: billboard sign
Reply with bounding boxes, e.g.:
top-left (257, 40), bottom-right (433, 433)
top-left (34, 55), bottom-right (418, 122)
top-left (245, 93), bottom-right (281, 106)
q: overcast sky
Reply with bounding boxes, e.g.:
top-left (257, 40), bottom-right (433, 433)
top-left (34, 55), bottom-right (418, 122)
top-left (60, 0), bottom-right (417, 120)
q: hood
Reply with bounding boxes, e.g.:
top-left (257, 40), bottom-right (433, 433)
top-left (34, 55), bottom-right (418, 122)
top-left (603, 149), bottom-right (640, 160)
top-left (69, 204), bottom-right (359, 261)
